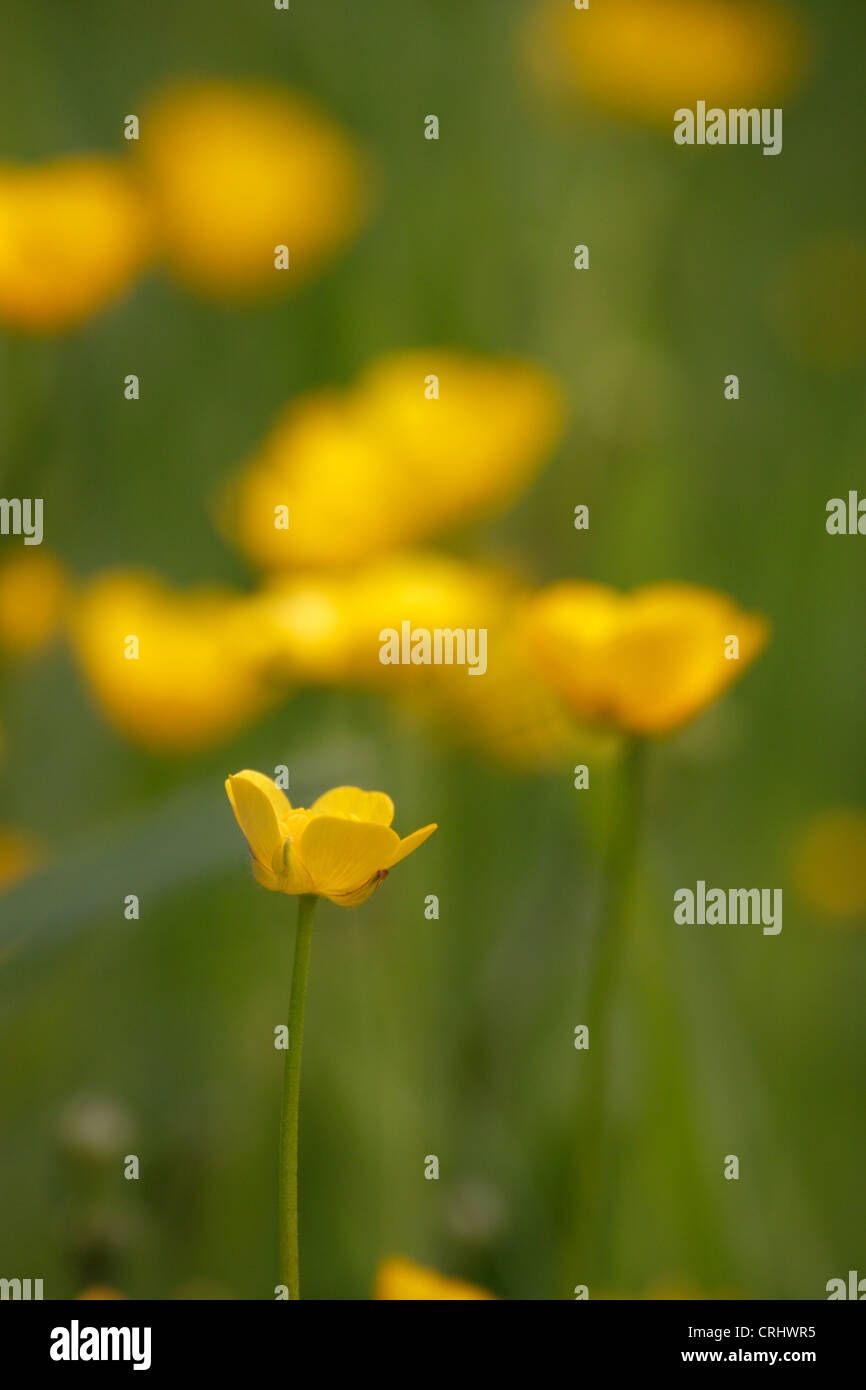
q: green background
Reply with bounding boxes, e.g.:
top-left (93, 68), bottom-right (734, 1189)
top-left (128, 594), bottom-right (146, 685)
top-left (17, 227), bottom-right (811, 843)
top-left (1, 0), bottom-right (864, 1298)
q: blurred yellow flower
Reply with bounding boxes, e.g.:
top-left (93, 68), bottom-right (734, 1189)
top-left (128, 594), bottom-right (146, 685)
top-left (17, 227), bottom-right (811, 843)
top-left (76, 1286), bottom-right (126, 1300)
top-left (374, 1256), bottom-right (495, 1300)
top-left (0, 827), bottom-right (39, 892)
top-left (263, 552), bottom-right (510, 682)
top-left (0, 156), bottom-right (150, 332)
top-left (224, 351), bottom-right (563, 571)
top-left (251, 552), bottom-right (585, 769)
top-left (70, 571), bottom-right (275, 752)
top-left (226, 773), bottom-right (436, 907)
top-left (530, 0), bottom-right (808, 124)
top-left (138, 79), bottom-right (369, 297)
top-left (524, 581), bottom-right (769, 736)
top-left (0, 550), bottom-right (69, 657)
top-left (791, 809), bottom-right (866, 922)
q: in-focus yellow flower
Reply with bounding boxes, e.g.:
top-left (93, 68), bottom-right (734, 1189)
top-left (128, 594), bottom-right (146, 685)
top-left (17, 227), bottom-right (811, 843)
top-left (224, 351), bottom-right (563, 571)
top-left (138, 79), bottom-right (369, 297)
top-left (0, 550), bottom-right (69, 657)
top-left (791, 809), bottom-right (866, 923)
top-left (0, 827), bottom-right (39, 892)
top-left (524, 581), bottom-right (769, 736)
top-left (374, 1256), bottom-right (495, 1301)
top-left (225, 773), bottom-right (436, 907)
top-left (0, 156), bottom-right (150, 332)
top-left (529, 0), bottom-right (808, 124)
top-left (70, 571), bottom-right (276, 752)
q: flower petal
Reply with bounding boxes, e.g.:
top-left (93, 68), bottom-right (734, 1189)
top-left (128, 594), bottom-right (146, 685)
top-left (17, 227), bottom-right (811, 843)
top-left (310, 785), bottom-right (395, 825)
top-left (296, 816), bottom-right (400, 895)
top-left (387, 823), bottom-right (438, 867)
top-left (324, 870), bottom-right (388, 908)
top-left (225, 771), bottom-right (285, 868)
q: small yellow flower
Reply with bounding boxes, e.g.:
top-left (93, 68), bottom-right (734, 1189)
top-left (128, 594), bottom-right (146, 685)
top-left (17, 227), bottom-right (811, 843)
top-left (70, 571), bottom-right (275, 752)
top-left (226, 774), bottom-right (436, 907)
top-left (525, 581), bottom-right (769, 736)
top-left (0, 156), bottom-right (150, 332)
top-left (0, 550), bottom-right (69, 657)
top-left (529, 0), bottom-right (808, 125)
top-left (374, 1256), bottom-right (494, 1301)
top-left (224, 351), bottom-right (563, 571)
top-left (791, 809), bottom-right (866, 922)
top-left (138, 79), bottom-right (369, 297)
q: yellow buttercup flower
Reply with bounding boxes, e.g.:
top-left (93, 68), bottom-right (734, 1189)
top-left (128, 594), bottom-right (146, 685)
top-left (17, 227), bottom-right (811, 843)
top-left (0, 156), bottom-right (150, 332)
top-left (530, 0), bottom-right (808, 124)
top-left (374, 1256), bottom-right (495, 1301)
top-left (791, 809), bottom-right (866, 922)
top-left (525, 581), bottom-right (769, 736)
top-left (225, 773), bottom-right (436, 907)
top-left (138, 79), bottom-right (369, 297)
top-left (224, 351), bottom-right (563, 571)
top-left (0, 550), bottom-right (69, 657)
top-left (70, 571), bottom-right (275, 752)
top-left (245, 554), bottom-right (494, 687)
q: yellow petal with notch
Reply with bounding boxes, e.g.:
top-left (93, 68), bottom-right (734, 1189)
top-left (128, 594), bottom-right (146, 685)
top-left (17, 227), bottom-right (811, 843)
top-left (310, 786), bottom-right (395, 825)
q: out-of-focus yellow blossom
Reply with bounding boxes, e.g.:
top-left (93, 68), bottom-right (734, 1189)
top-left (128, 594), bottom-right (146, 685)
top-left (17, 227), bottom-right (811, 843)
top-left (251, 553), bottom-right (586, 769)
top-left (0, 156), bottom-right (150, 332)
top-left (138, 80), bottom-right (369, 297)
top-left (374, 1256), bottom-right (495, 1300)
top-left (264, 553), bottom-right (511, 683)
top-left (224, 351), bottom-right (563, 571)
top-left (524, 581), bottom-right (769, 737)
top-left (225, 773), bottom-right (436, 907)
top-left (767, 233), bottom-right (866, 371)
top-left (0, 550), bottom-right (69, 657)
top-left (70, 571), bottom-right (276, 752)
top-left (0, 827), bottom-right (39, 891)
top-left (76, 1286), bottom-right (126, 1300)
top-left (529, 0), bottom-right (808, 124)
top-left (791, 809), bottom-right (866, 922)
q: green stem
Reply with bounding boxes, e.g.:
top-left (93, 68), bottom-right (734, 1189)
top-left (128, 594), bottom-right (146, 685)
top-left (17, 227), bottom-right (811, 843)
top-left (568, 737), bottom-right (646, 1285)
top-left (279, 893), bottom-right (317, 1299)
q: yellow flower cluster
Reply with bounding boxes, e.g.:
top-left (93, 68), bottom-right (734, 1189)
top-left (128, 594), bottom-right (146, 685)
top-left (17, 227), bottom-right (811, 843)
top-left (225, 351), bottom-right (563, 571)
top-left (66, 348), bottom-right (566, 757)
top-left (0, 79), bottom-right (369, 332)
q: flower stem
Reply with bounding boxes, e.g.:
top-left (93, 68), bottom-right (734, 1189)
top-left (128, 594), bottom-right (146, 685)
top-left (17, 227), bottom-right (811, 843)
top-left (279, 893), bottom-right (317, 1299)
top-left (569, 736), bottom-right (646, 1284)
